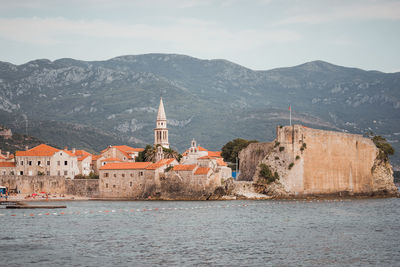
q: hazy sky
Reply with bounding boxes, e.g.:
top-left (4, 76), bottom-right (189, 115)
top-left (0, 0), bottom-right (399, 72)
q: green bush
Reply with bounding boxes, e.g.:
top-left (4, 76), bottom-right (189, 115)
top-left (279, 146), bottom-right (285, 152)
top-left (288, 162), bottom-right (294, 170)
top-left (274, 156), bottom-right (279, 160)
top-left (274, 141), bottom-right (280, 148)
top-left (259, 163), bottom-right (279, 184)
top-left (372, 135), bottom-right (394, 162)
top-left (295, 155), bottom-right (300, 160)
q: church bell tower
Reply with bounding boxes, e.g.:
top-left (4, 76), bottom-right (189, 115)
top-left (154, 97), bottom-right (169, 149)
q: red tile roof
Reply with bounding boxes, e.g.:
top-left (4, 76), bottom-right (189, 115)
top-left (92, 155), bottom-right (103, 161)
top-left (173, 164), bottom-right (197, 171)
top-left (194, 167), bottom-right (210, 175)
top-left (16, 144), bottom-right (59, 157)
top-left (197, 146), bottom-right (208, 151)
top-left (0, 162), bottom-right (16, 167)
top-left (146, 158), bottom-right (175, 170)
top-left (101, 157), bottom-right (122, 162)
top-left (99, 162), bottom-right (152, 170)
top-left (198, 156), bottom-right (214, 160)
top-left (208, 151), bottom-right (222, 157)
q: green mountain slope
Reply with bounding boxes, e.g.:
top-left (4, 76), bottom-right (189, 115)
top-left (0, 54), bottom-right (399, 166)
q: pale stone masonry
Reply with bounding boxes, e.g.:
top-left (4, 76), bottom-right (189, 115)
top-left (154, 97), bottom-right (169, 149)
top-left (15, 144), bottom-right (79, 179)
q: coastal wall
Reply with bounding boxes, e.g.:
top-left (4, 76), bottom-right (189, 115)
top-left (0, 175), bottom-right (99, 196)
top-left (241, 125), bottom-right (398, 197)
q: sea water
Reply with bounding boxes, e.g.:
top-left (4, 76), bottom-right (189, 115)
top-left (1, 198), bottom-right (400, 266)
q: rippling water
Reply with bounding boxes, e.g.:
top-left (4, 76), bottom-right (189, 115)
top-left (1, 198), bottom-right (400, 266)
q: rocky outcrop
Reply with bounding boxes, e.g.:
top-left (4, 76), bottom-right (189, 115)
top-left (240, 125), bottom-right (399, 198)
top-left (238, 142), bottom-right (273, 181)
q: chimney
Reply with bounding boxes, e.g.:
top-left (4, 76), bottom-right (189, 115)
top-left (25, 146), bottom-right (28, 151)
top-left (6, 152), bottom-right (9, 158)
top-left (64, 146), bottom-right (68, 150)
top-left (72, 148), bottom-right (76, 154)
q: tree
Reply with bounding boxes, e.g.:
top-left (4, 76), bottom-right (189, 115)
top-left (136, 144), bottom-right (182, 162)
top-left (372, 135), bottom-right (394, 162)
top-left (221, 138), bottom-right (258, 163)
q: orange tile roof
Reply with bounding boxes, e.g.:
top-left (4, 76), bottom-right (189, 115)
top-left (0, 162), bottom-right (16, 167)
top-left (101, 157), bottom-right (122, 162)
top-left (61, 150), bottom-right (76, 157)
top-left (92, 155), bottom-right (103, 161)
top-left (173, 164), bottom-right (197, 171)
top-left (208, 151), bottom-right (222, 157)
top-left (198, 156), bottom-right (214, 160)
top-left (77, 154), bottom-right (91, 161)
top-left (216, 158), bottom-right (227, 166)
top-left (197, 146), bottom-right (208, 151)
top-left (0, 154), bottom-right (5, 159)
top-left (16, 144), bottom-right (59, 157)
top-left (146, 158), bottom-right (175, 170)
top-left (100, 162), bottom-right (152, 170)
top-left (114, 145), bottom-right (144, 153)
top-left (194, 167), bottom-right (211, 175)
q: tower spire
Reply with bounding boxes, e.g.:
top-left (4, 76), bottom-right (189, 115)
top-left (157, 97), bottom-right (166, 121)
top-left (154, 97), bottom-right (169, 149)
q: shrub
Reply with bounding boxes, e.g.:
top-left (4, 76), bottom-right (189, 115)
top-left (288, 162), bottom-right (294, 170)
top-left (259, 163), bottom-right (279, 184)
top-left (279, 125), bottom-right (283, 128)
top-left (372, 135), bottom-right (394, 162)
top-left (274, 156), bottom-right (279, 160)
top-left (274, 141), bottom-right (280, 148)
top-left (279, 146), bottom-right (285, 152)
top-left (37, 171), bottom-right (45, 176)
top-left (300, 143), bottom-right (307, 151)
top-left (295, 155), bottom-right (300, 160)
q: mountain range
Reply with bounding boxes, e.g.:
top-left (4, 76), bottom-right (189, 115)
top-left (0, 54), bottom-right (399, 166)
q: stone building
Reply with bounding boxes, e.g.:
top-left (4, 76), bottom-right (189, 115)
top-left (15, 144), bottom-right (79, 179)
top-left (69, 149), bottom-right (93, 176)
top-left (0, 162), bottom-right (16, 175)
top-left (101, 145), bottom-right (144, 162)
top-left (0, 150), bottom-right (14, 162)
top-left (98, 158), bottom-right (178, 198)
top-left (154, 97), bottom-right (169, 149)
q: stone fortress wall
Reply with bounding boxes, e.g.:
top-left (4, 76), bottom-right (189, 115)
top-left (240, 125), bottom-right (398, 196)
top-left (0, 175), bottom-right (99, 197)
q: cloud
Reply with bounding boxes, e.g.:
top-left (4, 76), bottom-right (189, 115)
top-left (277, 0), bottom-right (400, 25)
top-left (0, 17), bottom-right (301, 51)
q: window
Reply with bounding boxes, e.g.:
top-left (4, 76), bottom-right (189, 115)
top-left (64, 161), bottom-right (68, 166)
top-left (64, 171), bottom-right (68, 175)
top-left (113, 185), bottom-right (116, 188)
top-left (130, 182), bottom-right (132, 187)
top-left (19, 171), bottom-right (23, 175)
top-left (130, 173), bottom-right (133, 177)
top-left (122, 174), bottom-right (125, 177)
top-left (140, 171), bottom-right (144, 176)
top-left (47, 161), bottom-right (50, 166)
top-left (37, 161), bottom-right (41, 166)
top-left (113, 174), bottom-right (116, 177)
top-left (106, 183), bottom-right (108, 188)
top-left (57, 161), bottom-right (60, 166)
top-left (20, 161), bottom-right (24, 166)
top-left (46, 171), bottom-right (50, 176)
top-left (104, 173), bottom-right (109, 177)
top-left (29, 161), bottom-right (32, 166)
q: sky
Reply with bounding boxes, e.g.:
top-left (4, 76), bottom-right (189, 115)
top-left (0, 0), bottom-right (399, 72)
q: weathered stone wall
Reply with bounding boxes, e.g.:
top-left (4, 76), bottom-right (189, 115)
top-left (65, 179), bottom-right (99, 197)
top-left (244, 125), bottom-right (398, 197)
top-left (0, 175), bottom-right (99, 196)
top-left (0, 175), bottom-right (66, 194)
top-left (239, 142), bottom-right (273, 181)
